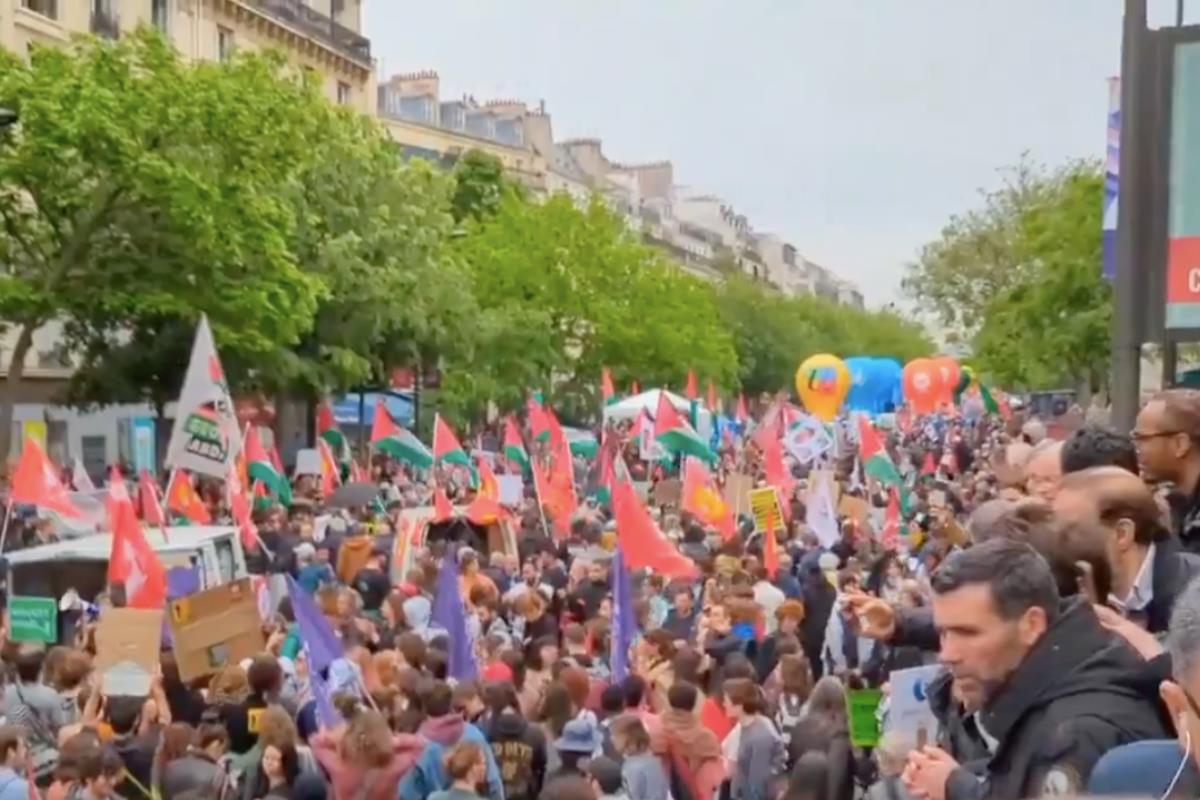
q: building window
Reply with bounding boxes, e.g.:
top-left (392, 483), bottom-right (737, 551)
top-left (152, 0), bottom-right (169, 33)
top-left (21, 0), bottom-right (57, 19)
top-left (217, 26), bottom-right (234, 63)
top-left (337, 81), bottom-right (352, 106)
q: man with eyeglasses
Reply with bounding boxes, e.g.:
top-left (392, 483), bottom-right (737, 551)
top-left (1132, 390), bottom-right (1200, 554)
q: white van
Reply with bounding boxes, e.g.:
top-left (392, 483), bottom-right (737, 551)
top-left (5, 525), bottom-right (248, 601)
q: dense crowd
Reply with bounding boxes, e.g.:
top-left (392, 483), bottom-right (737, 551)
top-left (6, 389), bottom-right (1200, 800)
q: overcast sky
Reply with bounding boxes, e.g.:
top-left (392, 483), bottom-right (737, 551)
top-left (365, 0), bottom-right (1191, 306)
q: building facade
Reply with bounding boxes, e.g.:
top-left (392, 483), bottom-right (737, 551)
top-left (0, 0), bottom-right (374, 470)
top-left (2, 1), bottom-right (374, 112)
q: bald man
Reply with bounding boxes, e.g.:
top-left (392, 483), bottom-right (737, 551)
top-left (1024, 440), bottom-right (1064, 502)
top-left (1056, 467), bottom-right (1200, 633)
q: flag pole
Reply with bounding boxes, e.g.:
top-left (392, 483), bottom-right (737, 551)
top-left (0, 499), bottom-right (14, 554)
top-left (530, 456), bottom-right (553, 540)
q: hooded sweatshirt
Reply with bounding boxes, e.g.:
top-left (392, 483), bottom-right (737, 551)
top-left (659, 708), bottom-right (725, 800)
top-left (308, 730), bottom-right (424, 800)
top-left (398, 715), bottom-right (506, 800)
top-left (485, 711), bottom-right (547, 800)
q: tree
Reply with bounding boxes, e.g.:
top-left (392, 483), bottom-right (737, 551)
top-left (971, 164), bottom-right (1110, 394)
top-left (901, 157), bottom-right (1062, 346)
top-left (0, 31), bottom-right (326, 448)
top-left (449, 192), bottom-right (737, 422)
top-left (449, 149), bottom-right (518, 223)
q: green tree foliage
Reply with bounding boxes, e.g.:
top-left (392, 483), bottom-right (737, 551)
top-left (971, 164), bottom-right (1111, 391)
top-left (0, 31), bottom-right (326, 449)
top-left (715, 275), bottom-right (933, 396)
top-left (902, 158), bottom-right (1059, 347)
top-left (450, 149), bottom-right (519, 223)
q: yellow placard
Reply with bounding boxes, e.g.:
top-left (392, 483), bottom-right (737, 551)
top-left (21, 420), bottom-right (46, 449)
top-left (749, 486), bottom-right (785, 533)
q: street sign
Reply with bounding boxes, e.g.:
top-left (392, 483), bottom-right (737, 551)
top-left (8, 596), bottom-right (57, 643)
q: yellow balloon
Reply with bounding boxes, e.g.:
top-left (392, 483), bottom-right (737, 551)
top-left (795, 354), bottom-right (850, 422)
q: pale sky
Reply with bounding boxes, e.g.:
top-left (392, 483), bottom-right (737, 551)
top-left (365, 0), bottom-right (1191, 306)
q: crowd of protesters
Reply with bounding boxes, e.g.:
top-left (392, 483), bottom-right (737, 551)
top-left (5, 389), bottom-right (1200, 799)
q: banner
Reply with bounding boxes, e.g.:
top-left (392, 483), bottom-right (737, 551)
top-left (1103, 76), bottom-right (1120, 282)
top-left (131, 417), bottom-right (156, 476)
top-left (164, 315), bottom-right (240, 479)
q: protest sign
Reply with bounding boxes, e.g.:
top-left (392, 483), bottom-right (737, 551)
top-left (886, 664), bottom-right (943, 739)
top-left (169, 578), bottom-right (264, 682)
top-left (749, 486), bottom-right (785, 533)
top-left (164, 315), bottom-right (240, 479)
top-left (497, 475), bottom-right (524, 507)
top-left (807, 470), bottom-right (841, 506)
top-left (783, 416), bottom-right (833, 464)
top-left (293, 448), bottom-right (321, 476)
top-left (8, 596), bottom-right (57, 643)
top-left (653, 478), bottom-right (682, 507)
top-left (838, 494), bottom-right (871, 525)
top-left (722, 473), bottom-right (756, 519)
top-left (95, 608), bottom-right (164, 696)
top-left (846, 688), bottom-right (883, 747)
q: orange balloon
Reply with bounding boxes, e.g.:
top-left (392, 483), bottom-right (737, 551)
top-left (932, 356), bottom-right (960, 405)
top-left (903, 358), bottom-right (941, 415)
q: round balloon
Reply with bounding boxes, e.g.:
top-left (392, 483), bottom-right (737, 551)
top-left (845, 356), bottom-right (875, 413)
top-left (932, 356), bottom-right (960, 405)
top-left (795, 354), bottom-right (850, 421)
top-left (903, 358), bottom-right (941, 414)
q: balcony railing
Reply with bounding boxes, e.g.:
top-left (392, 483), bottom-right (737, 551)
top-left (91, 7), bottom-right (120, 39)
top-left (246, 0), bottom-right (371, 65)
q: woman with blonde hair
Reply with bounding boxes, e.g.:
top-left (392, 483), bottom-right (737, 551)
top-left (309, 708), bottom-right (424, 799)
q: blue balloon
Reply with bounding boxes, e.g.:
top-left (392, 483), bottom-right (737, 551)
top-left (845, 357), bottom-right (876, 413)
top-left (845, 357), bottom-right (903, 414)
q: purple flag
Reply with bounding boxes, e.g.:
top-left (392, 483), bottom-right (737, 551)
top-left (431, 546), bottom-right (478, 681)
top-left (307, 644), bottom-right (344, 730)
top-left (161, 566), bottom-right (202, 648)
top-left (286, 574), bottom-right (341, 674)
top-left (611, 547), bottom-right (637, 682)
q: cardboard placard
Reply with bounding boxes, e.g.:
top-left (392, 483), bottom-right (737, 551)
top-left (8, 596), bottom-right (57, 643)
top-left (497, 475), bottom-right (524, 507)
top-left (168, 578), bottom-right (265, 682)
top-left (722, 473), bottom-right (756, 520)
top-left (838, 495), bottom-right (871, 525)
top-left (653, 478), bottom-right (682, 507)
top-left (749, 486), bottom-right (785, 533)
top-left (885, 665), bottom-right (942, 738)
top-left (95, 608), bottom-right (164, 697)
top-left (846, 688), bottom-right (883, 747)
top-left (293, 448), bottom-right (321, 477)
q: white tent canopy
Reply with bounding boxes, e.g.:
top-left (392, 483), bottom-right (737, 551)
top-left (601, 389), bottom-right (715, 442)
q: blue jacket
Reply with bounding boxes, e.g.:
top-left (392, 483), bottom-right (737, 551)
top-left (397, 716), bottom-right (505, 800)
top-left (0, 767), bottom-right (30, 800)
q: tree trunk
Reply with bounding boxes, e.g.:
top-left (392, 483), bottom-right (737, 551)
top-left (0, 322), bottom-right (37, 462)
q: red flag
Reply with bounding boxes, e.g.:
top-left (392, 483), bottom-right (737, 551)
top-left (526, 397), bottom-right (552, 443)
top-left (10, 438), bottom-right (81, 517)
top-left (316, 402), bottom-right (338, 441)
top-left (370, 400), bottom-right (402, 443)
top-left (759, 432), bottom-right (794, 522)
top-left (433, 487), bottom-right (455, 522)
top-left (225, 466), bottom-right (259, 552)
top-left (317, 439), bottom-right (340, 496)
top-left (735, 393), bottom-right (749, 423)
top-left (601, 368), bottom-right (615, 403)
top-left (466, 456), bottom-right (505, 525)
top-left (165, 469), bottom-right (211, 524)
top-left (612, 477), bottom-right (696, 579)
top-left (107, 473), bottom-right (166, 609)
top-left (138, 470), bottom-right (166, 528)
top-left (921, 452), bottom-right (936, 476)
top-left (881, 488), bottom-right (901, 548)
top-left (707, 380), bottom-right (719, 412)
top-left (685, 370), bottom-right (698, 401)
top-left (681, 457), bottom-right (735, 541)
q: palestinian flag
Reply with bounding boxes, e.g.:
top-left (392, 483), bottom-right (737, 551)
top-left (880, 487), bottom-right (901, 549)
top-left (601, 368), bottom-right (617, 406)
top-left (433, 414), bottom-right (471, 470)
top-left (245, 426), bottom-right (288, 500)
top-left (654, 391), bottom-right (715, 463)
top-left (165, 469), bottom-right (211, 525)
top-left (268, 445), bottom-right (293, 505)
top-left (317, 402), bottom-right (347, 455)
top-left (503, 416), bottom-right (530, 472)
top-left (857, 414), bottom-right (902, 487)
top-left (370, 401), bottom-right (432, 469)
top-left (980, 383), bottom-right (1001, 416)
top-left (526, 397), bottom-right (552, 443)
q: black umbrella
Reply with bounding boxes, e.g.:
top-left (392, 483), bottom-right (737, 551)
top-left (326, 481), bottom-right (380, 509)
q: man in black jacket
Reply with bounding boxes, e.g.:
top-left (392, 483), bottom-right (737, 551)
top-left (1133, 389), bottom-right (1200, 553)
top-left (1056, 467), bottom-right (1200, 633)
top-left (902, 538), bottom-right (1167, 800)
